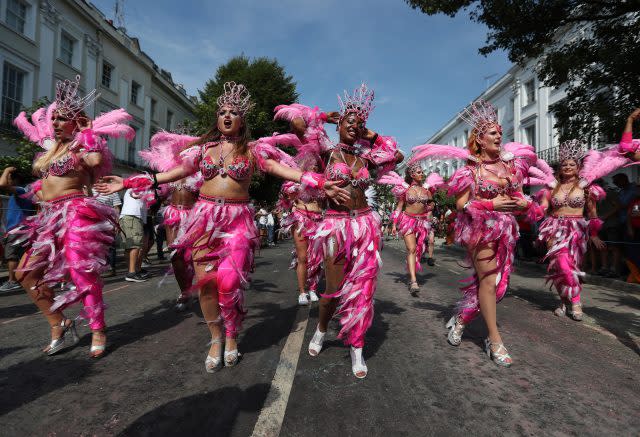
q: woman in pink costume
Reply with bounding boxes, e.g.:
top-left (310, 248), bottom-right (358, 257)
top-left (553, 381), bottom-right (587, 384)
top-left (96, 82), bottom-right (348, 372)
top-left (287, 85), bottom-right (402, 378)
top-left (12, 75), bottom-right (135, 357)
top-left (528, 139), bottom-right (629, 320)
top-left (140, 131), bottom-right (203, 311)
top-left (380, 166), bottom-right (443, 293)
top-left (410, 100), bottom-right (539, 367)
top-left (273, 104), bottom-right (332, 306)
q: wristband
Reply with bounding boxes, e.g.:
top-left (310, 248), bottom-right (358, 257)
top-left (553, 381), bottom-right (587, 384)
top-left (300, 172), bottom-right (325, 190)
top-left (123, 174), bottom-right (154, 190)
top-left (588, 218), bottom-right (603, 237)
top-left (391, 210), bottom-right (400, 225)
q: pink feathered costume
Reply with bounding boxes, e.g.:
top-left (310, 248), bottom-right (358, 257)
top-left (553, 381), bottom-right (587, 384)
top-left (12, 105), bottom-right (134, 330)
top-left (133, 132), bottom-right (303, 338)
top-left (381, 172), bottom-right (444, 272)
top-left (410, 143), bottom-right (539, 324)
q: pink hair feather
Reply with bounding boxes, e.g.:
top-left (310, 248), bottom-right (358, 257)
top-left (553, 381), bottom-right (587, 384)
top-left (424, 172), bottom-right (444, 190)
top-left (409, 144), bottom-right (470, 164)
top-left (580, 148), bottom-right (629, 186)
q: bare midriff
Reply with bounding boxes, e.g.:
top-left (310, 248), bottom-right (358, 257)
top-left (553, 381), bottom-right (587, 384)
top-left (41, 169), bottom-right (91, 201)
top-left (170, 189), bottom-right (197, 208)
top-left (294, 199), bottom-right (323, 213)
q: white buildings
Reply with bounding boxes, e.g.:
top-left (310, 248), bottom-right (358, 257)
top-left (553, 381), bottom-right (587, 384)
top-left (0, 0), bottom-right (195, 173)
top-left (412, 59), bottom-right (638, 183)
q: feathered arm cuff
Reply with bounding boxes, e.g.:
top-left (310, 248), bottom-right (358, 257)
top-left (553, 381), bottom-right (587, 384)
top-left (588, 218), bottom-right (603, 237)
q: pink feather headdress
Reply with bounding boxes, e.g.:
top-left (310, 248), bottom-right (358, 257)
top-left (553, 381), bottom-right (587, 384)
top-left (55, 75), bottom-right (99, 118)
top-left (216, 81), bottom-right (254, 116)
top-left (141, 130), bottom-right (200, 172)
top-left (406, 162), bottom-right (422, 175)
top-left (337, 83), bottom-right (375, 124)
top-left (459, 99), bottom-right (500, 136)
top-left (13, 103), bottom-right (57, 150)
top-left (424, 173), bottom-right (445, 190)
top-left (579, 147), bottom-right (631, 188)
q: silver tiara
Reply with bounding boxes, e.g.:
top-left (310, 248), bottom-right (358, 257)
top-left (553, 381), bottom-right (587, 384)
top-left (337, 83), bottom-right (375, 124)
top-left (55, 75), bottom-right (99, 118)
top-left (216, 81), bottom-right (254, 116)
top-left (459, 99), bottom-right (499, 135)
top-left (558, 139), bottom-right (587, 162)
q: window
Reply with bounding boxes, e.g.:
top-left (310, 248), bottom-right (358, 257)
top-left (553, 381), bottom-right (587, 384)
top-left (6, 0), bottom-right (27, 34)
top-left (102, 62), bottom-right (113, 88)
top-left (524, 124), bottom-right (536, 148)
top-left (166, 110), bottom-right (173, 130)
top-left (60, 32), bottom-right (75, 66)
top-left (150, 98), bottom-right (157, 120)
top-left (128, 126), bottom-right (139, 164)
top-left (131, 81), bottom-right (141, 105)
top-left (463, 129), bottom-right (469, 145)
top-left (523, 80), bottom-right (536, 106)
top-left (1, 62), bottom-right (25, 125)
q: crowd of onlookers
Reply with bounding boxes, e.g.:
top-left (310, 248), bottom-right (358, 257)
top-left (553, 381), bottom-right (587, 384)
top-left (2, 167), bottom-right (639, 291)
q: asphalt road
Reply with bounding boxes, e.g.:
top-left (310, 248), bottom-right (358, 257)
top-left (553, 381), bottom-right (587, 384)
top-left (0, 239), bottom-right (638, 436)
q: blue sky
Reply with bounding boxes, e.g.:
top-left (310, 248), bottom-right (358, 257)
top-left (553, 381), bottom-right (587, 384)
top-left (91, 0), bottom-right (511, 153)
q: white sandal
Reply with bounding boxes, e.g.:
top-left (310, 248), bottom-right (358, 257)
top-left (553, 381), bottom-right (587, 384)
top-left (350, 346), bottom-right (368, 379)
top-left (224, 342), bottom-right (240, 367)
top-left (484, 338), bottom-right (512, 367)
top-left (445, 315), bottom-right (464, 346)
top-left (205, 337), bottom-right (224, 373)
top-left (308, 326), bottom-right (325, 357)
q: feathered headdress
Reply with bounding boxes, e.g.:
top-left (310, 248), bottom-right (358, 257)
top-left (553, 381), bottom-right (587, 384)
top-left (216, 81), bottom-right (254, 116)
top-left (406, 162), bottom-right (422, 175)
top-left (337, 83), bottom-right (375, 124)
top-left (55, 75), bottom-right (99, 118)
top-left (558, 139), bottom-right (587, 163)
top-left (459, 99), bottom-right (500, 136)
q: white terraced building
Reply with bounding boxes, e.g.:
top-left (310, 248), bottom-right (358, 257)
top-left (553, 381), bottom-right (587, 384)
top-left (404, 59), bottom-right (638, 184)
top-left (0, 0), bottom-right (196, 174)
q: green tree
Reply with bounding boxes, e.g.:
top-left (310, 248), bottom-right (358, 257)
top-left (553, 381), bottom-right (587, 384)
top-left (0, 97), bottom-right (51, 182)
top-left (195, 55), bottom-right (299, 205)
top-left (404, 0), bottom-right (640, 143)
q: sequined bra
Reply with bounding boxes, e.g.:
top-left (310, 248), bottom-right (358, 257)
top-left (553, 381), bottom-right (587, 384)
top-left (474, 162), bottom-right (520, 199)
top-left (199, 143), bottom-right (252, 181)
top-left (326, 162), bottom-right (372, 190)
top-left (405, 187), bottom-right (432, 205)
top-left (551, 190), bottom-right (585, 209)
top-left (41, 153), bottom-right (78, 178)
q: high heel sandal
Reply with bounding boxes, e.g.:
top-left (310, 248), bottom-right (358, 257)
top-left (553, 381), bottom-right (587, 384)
top-left (445, 315), bottom-right (464, 346)
top-left (350, 346), bottom-right (368, 379)
top-left (484, 338), bottom-right (512, 367)
top-left (224, 340), bottom-right (239, 367)
top-left (553, 303), bottom-right (567, 317)
top-left (205, 337), bottom-right (224, 373)
top-left (90, 331), bottom-right (107, 359)
top-left (174, 294), bottom-right (190, 312)
top-left (408, 281), bottom-right (420, 293)
top-left (308, 326), bottom-right (325, 357)
top-left (569, 302), bottom-right (583, 321)
top-left (46, 318), bottom-right (80, 356)
top-left (204, 317), bottom-right (224, 372)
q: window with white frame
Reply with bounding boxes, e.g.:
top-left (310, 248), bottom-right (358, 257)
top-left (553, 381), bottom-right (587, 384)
top-left (131, 81), bottom-right (141, 105)
top-left (60, 32), bottom-right (75, 66)
top-left (102, 61), bottom-right (114, 89)
top-left (6, 0), bottom-right (28, 35)
top-left (523, 80), bottom-right (536, 106)
top-left (166, 110), bottom-right (173, 130)
top-left (524, 124), bottom-right (536, 148)
top-left (1, 62), bottom-right (26, 125)
top-left (150, 98), bottom-right (157, 120)
top-left (463, 129), bottom-right (469, 145)
top-left (128, 126), bottom-right (139, 164)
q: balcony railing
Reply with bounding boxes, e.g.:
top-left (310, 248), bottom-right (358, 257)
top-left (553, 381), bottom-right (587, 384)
top-left (536, 142), bottom-right (614, 164)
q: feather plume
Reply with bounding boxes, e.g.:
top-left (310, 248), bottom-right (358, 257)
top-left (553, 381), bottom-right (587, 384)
top-left (409, 144), bottom-right (469, 164)
top-left (580, 149), bottom-right (628, 186)
top-left (140, 131), bottom-right (199, 171)
top-left (424, 173), bottom-right (444, 190)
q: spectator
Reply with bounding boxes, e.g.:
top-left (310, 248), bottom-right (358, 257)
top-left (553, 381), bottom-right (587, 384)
top-left (256, 206), bottom-right (268, 247)
top-left (594, 181), bottom-right (621, 277)
top-left (155, 203), bottom-right (167, 260)
top-left (266, 209), bottom-right (275, 247)
top-left (0, 167), bottom-right (35, 292)
top-left (624, 191), bottom-right (640, 283)
top-left (92, 188), bottom-right (121, 276)
top-left (119, 188), bottom-right (148, 282)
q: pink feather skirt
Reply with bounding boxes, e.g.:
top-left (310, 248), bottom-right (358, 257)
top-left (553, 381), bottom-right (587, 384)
top-left (309, 207), bottom-right (382, 348)
top-left (170, 195), bottom-right (259, 338)
top-left (11, 193), bottom-right (117, 327)
top-left (454, 209), bottom-right (519, 324)
top-left (538, 215), bottom-right (588, 302)
top-left (397, 211), bottom-right (432, 271)
top-left (281, 208), bottom-right (324, 292)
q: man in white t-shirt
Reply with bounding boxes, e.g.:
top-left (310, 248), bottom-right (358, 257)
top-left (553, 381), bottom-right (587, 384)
top-left (93, 188), bottom-right (122, 276)
top-left (256, 207), bottom-right (268, 247)
top-left (119, 189), bottom-right (148, 282)
top-left (266, 211), bottom-right (275, 246)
